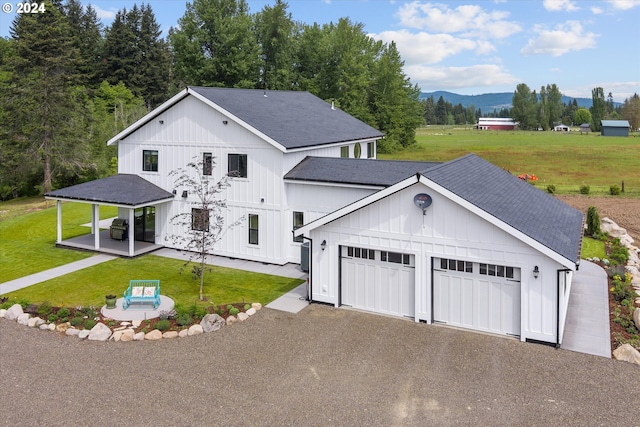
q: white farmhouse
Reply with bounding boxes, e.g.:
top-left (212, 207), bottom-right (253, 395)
top-left (46, 87), bottom-right (584, 346)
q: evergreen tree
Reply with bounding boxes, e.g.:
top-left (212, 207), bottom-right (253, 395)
top-left (590, 87), bottom-right (606, 132)
top-left (169, 0), bottom-right (260, 88)
top-left (5, 0), bottom-right (94, 194)
top-left (101, 3), bottom-right (170, 108)
top-left (64, 0), bottom-right (103, 89)
top-left (435, 96), bottom-right (447, 125)
top-left (422, 97), bottom-right (436, 125)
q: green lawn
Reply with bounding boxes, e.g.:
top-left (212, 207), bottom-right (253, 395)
top-left (381, 127), bottom-right (640, 194)
top-left (2, 255), bottom-right (303, 308)
top-left (581, 237), bottom-right (607, 260)
top-left (0, 199), bottom-right (118, 282)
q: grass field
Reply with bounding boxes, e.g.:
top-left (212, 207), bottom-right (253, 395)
top-left (3, 255), bottom-right (303, 308)
top-left (0, 200), bottom-right (118, 282)
top-left (380, 127), bottom-right (640, 195)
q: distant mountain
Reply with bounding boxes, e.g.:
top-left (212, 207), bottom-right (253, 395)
top-left (419, 91), bottom-right (598, 113)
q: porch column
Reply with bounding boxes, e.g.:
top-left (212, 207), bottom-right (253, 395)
top-left (93, 204), bottom-right (100, 250)
top-left (56, 200), bottom-right (62, 243)
top-left (128, 208), bottom-right (135, 257)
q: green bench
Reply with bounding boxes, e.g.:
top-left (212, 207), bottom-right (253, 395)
top-left (123, 280), bottom-right (161, 310)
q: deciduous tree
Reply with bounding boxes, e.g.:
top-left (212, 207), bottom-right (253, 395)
top-left (165, 156), bottom-right (244, 301)
top-left (590, 87), bottom-right (606, 132)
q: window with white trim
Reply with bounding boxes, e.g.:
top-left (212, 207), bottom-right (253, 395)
top-left (293, 211), bottom-right (304, 243)
top-left (203, 152), bottom-right (213, 176)
top-left (479, 263), bottom-right (515, 279)
top-left (381, 251), bottom-right (411, 265)
top-left (440, 258), bottom-right (473, 273)
top-left (143, 150), bottom-right (158, 172)
top-left (248, 214), bottom-right (259, 245)
top-left (340, 146), bottom-right (349, 158)
top-left (228, 153), bottom-right (247, 178)
top-left (346, 246), bottom-right (375, 260)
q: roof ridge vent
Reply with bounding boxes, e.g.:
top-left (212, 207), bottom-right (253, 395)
top-left (264, 91), bottom-right (267, 97)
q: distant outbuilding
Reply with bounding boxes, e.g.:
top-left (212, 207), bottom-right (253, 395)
top-left (553, 124), bottom-right (570, 132)
top-left (601, 120), bottom-right (630, 137)
top-left (476, 118), bottom-right (517, 130)
top-left (579, 123), bottom-right (591, 134)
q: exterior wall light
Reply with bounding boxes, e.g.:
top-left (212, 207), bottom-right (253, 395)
top-left (321, 240), bottom-right (327, 251)
top-left (182, 190), bottom-right (188, 198)
top-left (222, 120), bottom-right (228, 125)
top-left (533, 265), bottom-right (539, 279)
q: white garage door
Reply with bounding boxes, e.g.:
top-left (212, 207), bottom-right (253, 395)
top-left (341, 246), bottom-right (415, 318)
top-left (433, 258), bottom-right (521, 337)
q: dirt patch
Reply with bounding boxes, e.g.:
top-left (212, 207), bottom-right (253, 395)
top-left (556, 195), bottom-right (640, 242)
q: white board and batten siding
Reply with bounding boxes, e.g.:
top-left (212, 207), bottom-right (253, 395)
top-left (306, 181), bottom-right (570, 343)
top-left (114, 95), bottom-right (378, 265)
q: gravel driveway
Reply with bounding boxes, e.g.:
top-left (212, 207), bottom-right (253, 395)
top-left (1, 304), bottom-right (638, 426)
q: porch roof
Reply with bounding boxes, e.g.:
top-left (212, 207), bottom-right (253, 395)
top-left (45, 174), bottom-right (175, 207)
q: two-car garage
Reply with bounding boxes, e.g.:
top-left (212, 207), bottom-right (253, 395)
top-left (340, 246), bottom-right (521, 337)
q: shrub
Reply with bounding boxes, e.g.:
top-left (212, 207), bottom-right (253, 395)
top-left (546, 184), bottom-right (556, 194)
top-left (193, 305), bottom-right (207, 320)
top-left (612, 279), bottom-right (637, 302)
top-left (586, 206), bottom-right (600, 236)
top-left (47, 313), bottom-right (58, 323)
top-left (37, 301), bottom-right (52, 317)
top-left (84, 319), bottom-right (97, 330)
top-left (155, 319), bottom-right (171, 331)
top-left (244, 304), bottom-right (251, 310)
top-left (610, 184), bottom-right (621, 195)
top-left (610, 244), bottom-right (629, 265)
top-left (70, 316), bottom-right (84, 327)
top-left (57, 307), bottom-right (70, 318)
top-left (579, 184), bottom-right (590, 195)
top-left (227, 304), bottom-right (234, 310)
top-left (229, 307), bottom-right (240, 315)
top-left (176, 313), bottom-right (193, 326)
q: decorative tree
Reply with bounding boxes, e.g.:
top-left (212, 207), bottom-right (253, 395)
top-left (165, 156), bottom-right (243, 301)
top-left (586, 206), bottom-right (600, 237)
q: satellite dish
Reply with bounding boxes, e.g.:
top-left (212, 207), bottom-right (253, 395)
top-left (413, 193), bottom-right (432, 215)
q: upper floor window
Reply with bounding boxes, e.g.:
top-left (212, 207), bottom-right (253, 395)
top-left (143, 150), bottom-right (158, 172)
top-left (228, 153), bottom-right (247, 178)
top-left (340, 146), bottom-right (349, 158)
top-left (367, 142), bottom-right (374, 158)
top-left (192, 208), bottom-right (209, 232)
top-left (248, 214), bottom-right (259, 245)
top-left (203, 153), bottom-right (213, 176)
top-left (354, 143), bottom-right (361, 158)
top-left (293, 211), bottom-right (304, 243)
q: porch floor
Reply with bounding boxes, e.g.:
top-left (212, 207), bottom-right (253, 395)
top-left (57, 229), bottom-right (163, 257)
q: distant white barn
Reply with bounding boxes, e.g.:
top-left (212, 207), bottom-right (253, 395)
top-left (476, 118), bottom-right (517, 130)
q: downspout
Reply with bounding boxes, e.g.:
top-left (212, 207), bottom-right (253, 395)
top-left (556, 268), bottom-right (572, 348)
top-left (300, 235), bottom-right (313, 302)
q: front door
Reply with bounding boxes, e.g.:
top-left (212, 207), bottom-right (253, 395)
top-left (134, 206), bottom-right (155, 243)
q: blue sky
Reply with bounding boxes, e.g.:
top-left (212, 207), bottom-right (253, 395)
top-left (1, 0), bottom-right (639, 101)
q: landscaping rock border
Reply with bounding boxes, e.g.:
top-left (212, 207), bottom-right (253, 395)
top-left (0, 302), bottom-right (263, 342)
top-left (595, 218), bottom-right (640, 365)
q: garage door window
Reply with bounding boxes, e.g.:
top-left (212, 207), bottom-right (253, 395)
top-left (440, 258), bottom-right (473, 273)
top-left (479, 263), bottom-right (515, 279)
top-left (381, 251), bottom-right (411, 266)
top-left (346, 246), bottom-right (375, 260)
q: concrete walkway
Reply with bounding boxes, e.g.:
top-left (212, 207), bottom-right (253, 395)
top-left (561, 260), bottom-right (611, 358)
top-left (0, 254), bottom-right (117, 295)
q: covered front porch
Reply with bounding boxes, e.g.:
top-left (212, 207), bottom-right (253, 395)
top-left (45, 174), bottom-right (175, 257)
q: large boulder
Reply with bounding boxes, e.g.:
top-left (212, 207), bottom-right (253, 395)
top-left (17, 313), bottom-right (30, 326)
top-left (613, 343), bottom-right (640, 365)
top-left (5, 304), bottom-right (23, 321)
top-left (88, 322), bottom-right (112, 341)
top-left (145, 329), bottom-right (163, 341)
top-left (187, 324), bottom-right (203, 336)
top-left (200, 313), bottom-right (225, 333)
top-left (633, 308), bottom-right (640, 331)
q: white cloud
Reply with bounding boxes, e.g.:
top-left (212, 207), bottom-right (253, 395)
top-left (371, 30), bottom-right (495, 65)
top-left (543, 0), bottom-right (579, 12)
top-left (91, 4), bottom-right (116, 20)
top-left (605, 0), bottom-right (640, 10)
top-left (406, 64), bottom-right (520, 91)
top-left (395, 2), bottom-right (521, 39)
top-left (520, 21), bottom-right (598, 57)
top-left (591, 6), bottom-right (604, 14)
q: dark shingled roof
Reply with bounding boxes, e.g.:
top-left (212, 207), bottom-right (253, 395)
top-left (189, 87), bottom-right (384, 150)
top-left (421, 154), bottom-right (584, 263)
top-left (285, 157), bottom-right (442, 187)
top-left (45, 174), bottom-right (174, 206)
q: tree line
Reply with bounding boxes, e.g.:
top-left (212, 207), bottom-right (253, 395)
top-left (0, 0), bottom-right (422, 200)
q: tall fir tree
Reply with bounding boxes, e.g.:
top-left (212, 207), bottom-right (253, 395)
top-left (6, 0), bottom-right (94, 194)
top-left (590, 87), bottom-right (606, 132)
top-left (255, 0), bottom-right (296, 90)
top-left (64, 0), bottom-right (103, 89)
